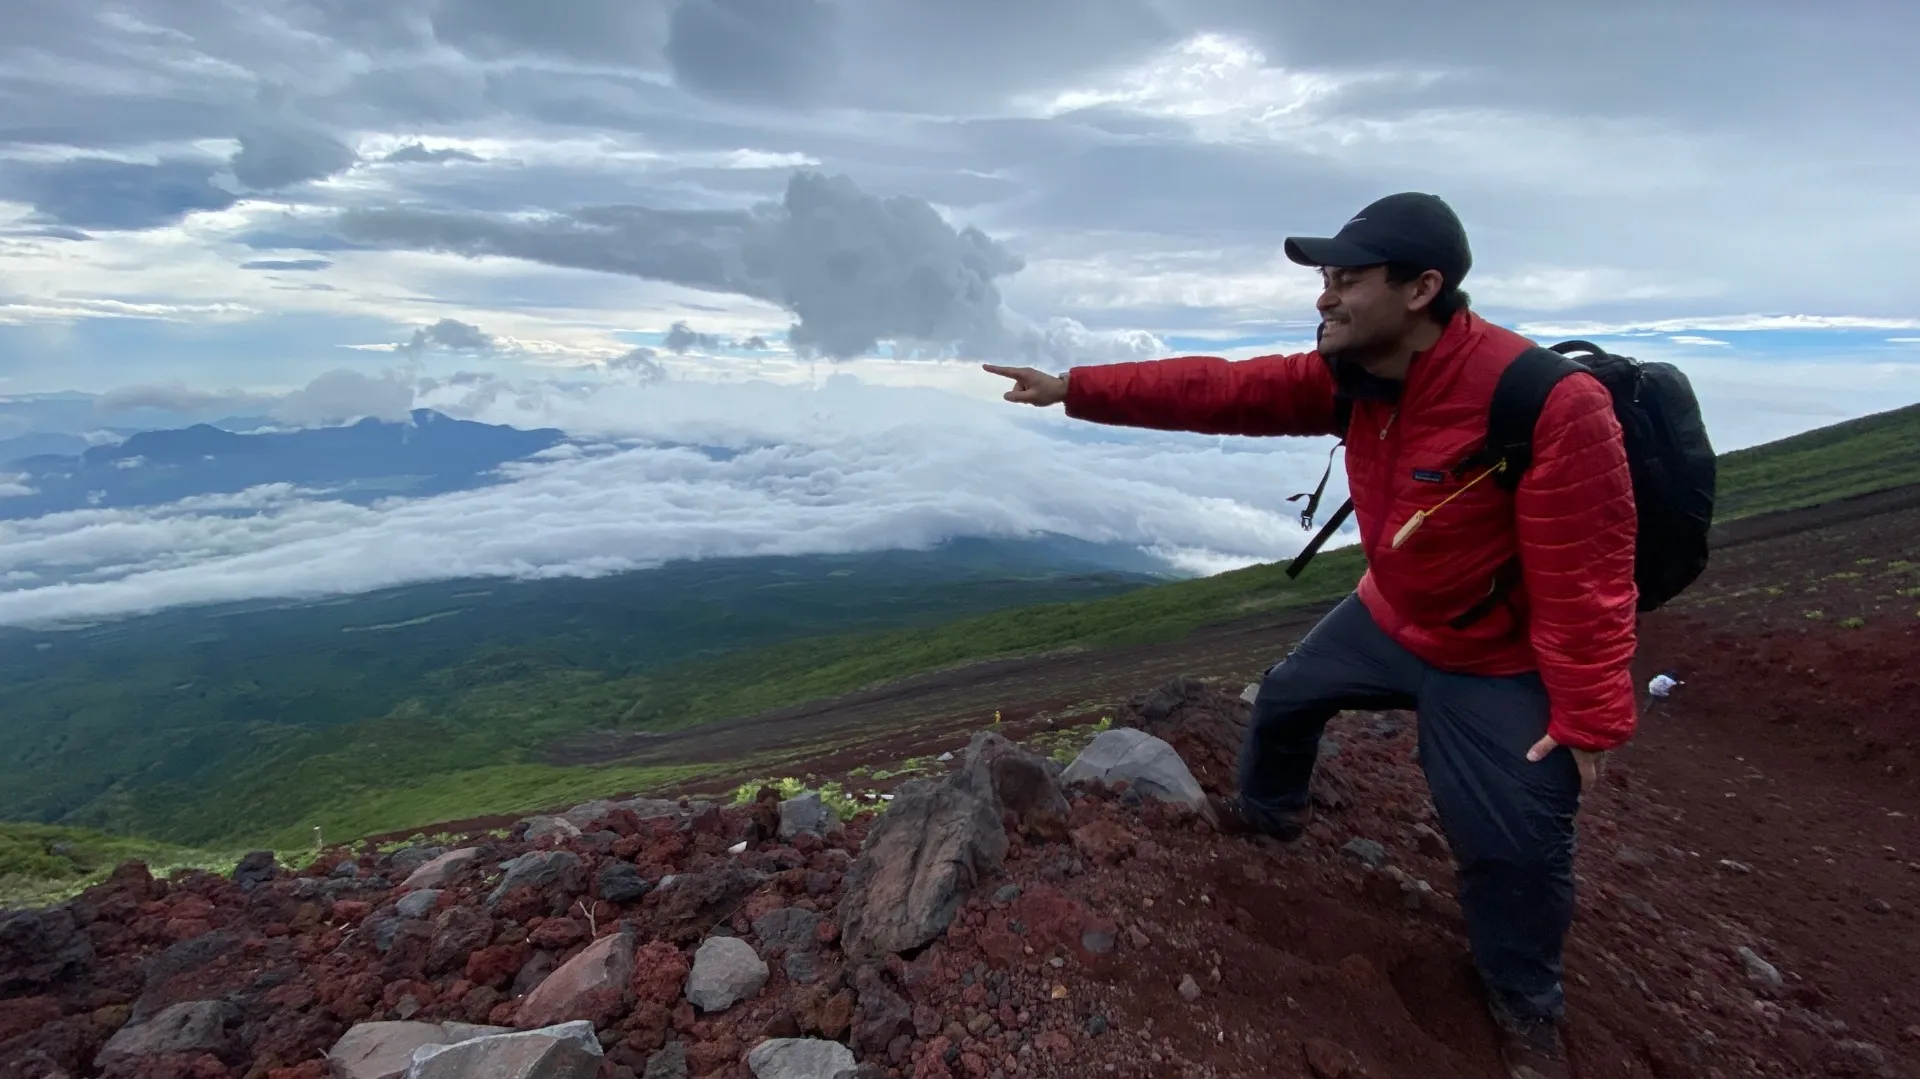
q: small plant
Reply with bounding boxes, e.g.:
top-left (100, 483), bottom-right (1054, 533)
top-left (1804, 610), bottom-right (1826, 620)
top-left (1839, 616), bottom-right (1865, 629)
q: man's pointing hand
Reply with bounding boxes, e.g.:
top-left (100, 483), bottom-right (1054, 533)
top-left (983, 364), bottom-right (1068, 407)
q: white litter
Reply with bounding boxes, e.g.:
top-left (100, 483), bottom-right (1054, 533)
top-left (1648, 674), bottom-right (1681, 698)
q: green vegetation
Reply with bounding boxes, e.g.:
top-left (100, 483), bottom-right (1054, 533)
top-left (1715, 401), bottom-right (1920, 519)
top-left (0, 539), bottom-right (1167, 847)
top-left (0, 822), bottom-right (246, 909)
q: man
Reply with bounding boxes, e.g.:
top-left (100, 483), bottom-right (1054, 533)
top-left (984, 192), bottom-right (1638, 1079)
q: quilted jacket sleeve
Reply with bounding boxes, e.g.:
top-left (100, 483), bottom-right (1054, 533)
top-left (1062, 351), bottom-right (1342, 437)
top-left (1515, 373), bottom-right (1640, 751)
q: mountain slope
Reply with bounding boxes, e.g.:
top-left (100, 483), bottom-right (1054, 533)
top-left (1713, 400), bottom-right (1920, 519)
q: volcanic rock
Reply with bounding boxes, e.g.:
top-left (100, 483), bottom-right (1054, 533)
top-left (837, 776), bottom-right (1008, 960)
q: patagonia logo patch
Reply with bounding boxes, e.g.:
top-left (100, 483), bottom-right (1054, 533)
top-left (1411, 468), bottom-right (1447, 484)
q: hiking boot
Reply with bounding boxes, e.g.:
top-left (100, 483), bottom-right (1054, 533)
top-left (1488, 999), bottom-right (1570, 1079)
top-left (1206, 794), bottom-right (1310, 842)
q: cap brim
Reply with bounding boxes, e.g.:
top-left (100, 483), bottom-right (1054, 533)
top-left (1283, 236), bottom-right (1388, 268)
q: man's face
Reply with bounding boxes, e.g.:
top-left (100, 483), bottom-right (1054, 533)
top-left (1313, 265), bottom-right (1431, 368)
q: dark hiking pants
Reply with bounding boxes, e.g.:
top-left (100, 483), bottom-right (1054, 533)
top-left (1241, 592), bottom-right (1582, 1021)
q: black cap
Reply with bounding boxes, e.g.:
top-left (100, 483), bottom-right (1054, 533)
top-left (1284, 192), bottom-right (1472, 285)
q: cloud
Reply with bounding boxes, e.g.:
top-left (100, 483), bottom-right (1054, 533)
top-left (95, 383), bottom-right (274, 415)
top-left (380, 143), bottom-right (485, 165)
top-left (665, 0), bottom-right (840, 108)
top-left (1668, 335), bottom-right (1731, 347)
top-left (6, 158), bottom-right (238, 231)
top-left (229, 117), bottom-right (360, 191)
top-left (0, 373), bottom-right (1347, 627)
top-left (240, 259), bottom-right (333, 271)
top-left (400, 318), bottom-right (497, 356)
top-left (270, 368), bottom-right (415, 426)
top-left (604, 347), bottom-right (667, 382)
top-left (339, 170), bottom-right (1025, 361)
top-left (663, 321), bottom-right (726, 354)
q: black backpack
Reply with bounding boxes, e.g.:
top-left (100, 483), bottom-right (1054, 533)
top-left (1284, 339), bottom-right (1717, 623)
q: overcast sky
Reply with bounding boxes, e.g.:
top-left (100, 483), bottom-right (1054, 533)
top-left (0, 1), bottom-right (1915, 623)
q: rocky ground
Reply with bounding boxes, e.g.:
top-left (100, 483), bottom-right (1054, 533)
top-left (5, 662), bottom-right (1915, 1079)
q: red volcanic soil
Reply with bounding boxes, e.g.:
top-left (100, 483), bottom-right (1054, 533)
top-left (3, 498), bottom-right (1916, 1078)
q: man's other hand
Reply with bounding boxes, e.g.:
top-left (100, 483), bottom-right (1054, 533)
top-left (983, 364), bottom-right (1068, 407)
top-left (1526, 733), bottom-right (1605, 794)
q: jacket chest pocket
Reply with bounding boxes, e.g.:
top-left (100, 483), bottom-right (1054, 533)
top-left (1388, 456), bottom-right (1511, 552)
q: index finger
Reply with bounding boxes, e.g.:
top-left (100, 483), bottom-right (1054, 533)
top-left (981, 364), bottom-right (1024, 378)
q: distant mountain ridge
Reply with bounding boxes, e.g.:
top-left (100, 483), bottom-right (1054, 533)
top-left (1, 409), bottom-right (565, 519)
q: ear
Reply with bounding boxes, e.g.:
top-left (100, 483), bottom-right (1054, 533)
top-left (1403, 269), bottom-right (1445, 313)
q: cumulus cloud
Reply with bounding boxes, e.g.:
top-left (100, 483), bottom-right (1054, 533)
top-left (603, 347), bottom-right (667, 382)
top-left (270, 368), bottom-right (415, 426)
top-left (400, 318), bottom-right (497, 356)
top-left (336, 170), bottom-right (1157, 364)
top-left (663, 321), bottom-right (726, 354)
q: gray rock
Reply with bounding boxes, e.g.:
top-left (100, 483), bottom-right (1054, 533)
top-left (752, 907), bottom-right (821, 955)
top-left (783, 950), bottom-right (819, 985)
top-left (395, 889), bottom-right (441, 920)
top-left (953, 730), bottom-right (1071, 840)
top-left (401, 847), bottom-right (483, 892)
top-left (232, 850), bottom-right (280, 889)
top-left (326, 1020), bottom-right (510, 1079)
top-left (0, 906), bottom-right (94, 994)
top-left (1060, 729), bottom-right (1208, 813)
top-left (488, 850), bottom-right (584, 908)
top-left (521, 815), bottom-right (583, 843)
top-left (387, 846), bottom-right (447, 877)
top-left (565, 797), bottom-right (691, 827)
top-left (1738, 946), bottom-right (1784, 990)
top-left (406, 1020), bottom-right (601, 1079)
top-left (332, 859), bottom-right (362, 879)
top-left (1341, 837), bottom-right (1388, 869)
top-left (643, 1042), bottom-right (689, 1079)
top-left (747, 1037), bottom-right (857, 1079)
top-left (99, 1000), bottom-right (237, 1060)
top-left (597, 862), bottom-right (651, 904)
top-left (685, 935), bottom-right (769, 1012)
top-left (837, 776), bottom-right (1007, 960)
top-left (778, 791), bottom-right (845, 839)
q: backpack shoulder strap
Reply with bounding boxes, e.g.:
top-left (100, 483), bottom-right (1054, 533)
top-left (1281, 392), bottom-right (1355, 579)
top-left (1458, 345), bottom-right (1587, 489)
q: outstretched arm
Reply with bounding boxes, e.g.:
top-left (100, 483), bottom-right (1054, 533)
top-left (985, 351), bottom-right (1342, 438)
top-left (1514, 373), bottom-right (1640, 763)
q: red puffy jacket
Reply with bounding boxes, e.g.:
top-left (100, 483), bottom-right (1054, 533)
top-left (1062, 310), bottom-right (1640, 751)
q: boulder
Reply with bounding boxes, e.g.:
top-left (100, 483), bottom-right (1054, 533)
top-left (1061, 728), bottom-right (1209, 813)
top-left (955, 730), bottom-right (1072, 841)
top-left (746, 1037), bottom-right (857, 1079)
top-left (232, 849), bottom-right (281, 889)
top-left (837, 776), bottom-right (1007, 960)
top-left (326, 1020), bottom-right (512, 1079)
top-left (386, 846), bottom-right (447, 878)
top-left (98, 1000), bottom-right (237, 1060)
top-left (395, 889), bottom-right (441, 920)
top-left (400, 848), bottom-right (483, 892)
top-left (0, 906), bottom-right (94, 994)
top-left (521, 816), bottom-right (582, 843)
top-left (685, 936), bottom-right (769, 1013)
top-left (406, 1020), bottom-right (601, 1079)
top-left (751, 907), bottom-right (821, 956)
top-left (514, 931), bottom-right (635, 1029)
top-left (596, 862), bottom-right (651, 904)
top-left (777, 792), bottom-right (844, 840)
top-left (488, 851), bottom-right (584, 908)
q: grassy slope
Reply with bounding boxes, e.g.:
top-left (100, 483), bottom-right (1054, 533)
top-left (1714, 401), bottom-right (1920, 520)
top-left (0, 822), bottom-right (242, 909)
